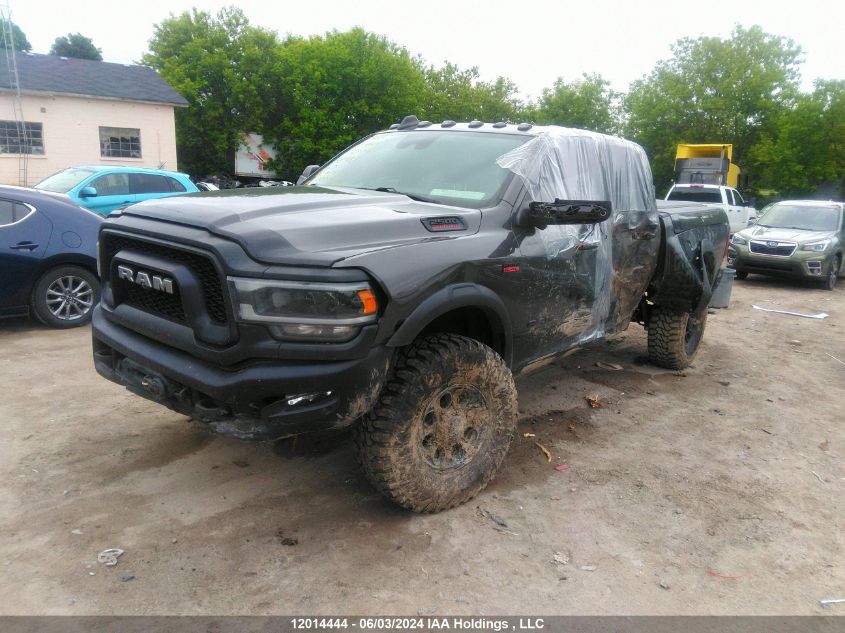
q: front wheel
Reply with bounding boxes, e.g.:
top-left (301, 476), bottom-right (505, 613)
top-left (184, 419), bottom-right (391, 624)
top-left (648, 307), bottom-right (707, 369)
top-left (825, 256), bottom-right (841, 291)
top-left (734, 270), bottom-right (749, 280)
top-left (31, 265), bottom-right (100, 328)
top-left (355, 334), bottom-right (518, 512)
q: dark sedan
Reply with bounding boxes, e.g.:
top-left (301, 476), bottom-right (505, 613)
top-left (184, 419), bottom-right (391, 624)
top-left (0, 186), bottom-right (101, 328)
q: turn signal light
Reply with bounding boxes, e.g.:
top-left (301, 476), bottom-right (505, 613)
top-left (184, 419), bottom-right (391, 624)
top-left (357, 289), bottom-right (378, 315)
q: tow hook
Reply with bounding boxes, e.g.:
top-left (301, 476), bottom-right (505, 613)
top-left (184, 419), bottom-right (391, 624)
top-left (117, 357), bottom-right (173, 401)
top-left (140, 375), bottom-right (167, 399)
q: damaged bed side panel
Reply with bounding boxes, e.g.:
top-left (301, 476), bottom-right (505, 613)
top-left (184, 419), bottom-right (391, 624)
top-left (647, 209), bottom-right (730, 313)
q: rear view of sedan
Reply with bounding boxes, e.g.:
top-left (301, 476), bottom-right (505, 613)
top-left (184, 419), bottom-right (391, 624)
top-left (0, 186), bottom-right (102, 327)
top-left (728, 200), bottom-right (844, 290)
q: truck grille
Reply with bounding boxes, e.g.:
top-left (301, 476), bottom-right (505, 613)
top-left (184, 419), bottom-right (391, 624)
top-left (122, 282), bottom-right (187, 323)
top-left (101, 233), bottom-right (228, 324)
top-left (749, 240), bottom-right (796, 257)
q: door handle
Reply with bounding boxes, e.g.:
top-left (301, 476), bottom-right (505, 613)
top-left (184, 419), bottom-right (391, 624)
top-left (10, 242), bottom-right (38, 251)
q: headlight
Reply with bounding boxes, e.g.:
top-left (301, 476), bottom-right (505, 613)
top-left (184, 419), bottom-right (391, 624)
top-left (800, 240), bottom-right (830, 252)
top-left (731, 234), bottom-right (748, 246)
top-left (228, 277), bottom-right (378, 342)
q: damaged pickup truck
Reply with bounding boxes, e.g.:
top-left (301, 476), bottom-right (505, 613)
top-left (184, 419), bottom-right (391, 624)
top-left (91, 118), bottom-right (730, 512)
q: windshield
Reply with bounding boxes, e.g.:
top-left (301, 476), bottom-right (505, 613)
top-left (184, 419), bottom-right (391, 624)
top-left (34, 168), bottom-right (96, 193)
top-left (667, 187), bottom-right (722, 203)
top-left (308, 130), bottom-right (531, 208)
top-left (757, 203), bottom-right (841, 231)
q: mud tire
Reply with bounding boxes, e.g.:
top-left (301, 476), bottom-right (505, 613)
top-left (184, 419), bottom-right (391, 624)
top-left (354, 334), bottom-right (517, 513)
top-left (648, 308), bottom-right (707, 370)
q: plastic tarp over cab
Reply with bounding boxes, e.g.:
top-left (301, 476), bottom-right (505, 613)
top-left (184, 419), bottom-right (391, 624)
top-left (497, 127), bottom-right (660, 342)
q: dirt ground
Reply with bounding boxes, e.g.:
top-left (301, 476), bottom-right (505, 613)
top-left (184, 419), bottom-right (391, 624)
top-left (0, 277), bottom-right (842, 616)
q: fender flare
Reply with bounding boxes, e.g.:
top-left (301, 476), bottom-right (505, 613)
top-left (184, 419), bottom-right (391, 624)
top-left (387, 283), bottom-right (513, 366)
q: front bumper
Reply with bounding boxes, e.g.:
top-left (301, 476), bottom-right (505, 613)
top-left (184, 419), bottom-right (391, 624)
top-left (728, 245), bottom-right (835, 279)
top-left (92, 306), bottom-right (392, 440)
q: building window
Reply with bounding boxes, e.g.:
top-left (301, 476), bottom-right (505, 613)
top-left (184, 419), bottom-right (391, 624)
top-left (0, 121), bottom-right (44, 155)
top-left (99, 126), bottom-right (141, 158)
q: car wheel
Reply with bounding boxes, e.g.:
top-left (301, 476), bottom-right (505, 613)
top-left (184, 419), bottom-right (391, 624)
top-left (648, 307), bottom-right (708, 370)
top-left (31, 265), bottom-right (100, 328)
top-left (354, 334), bottom-right (518, 513)
top-left (825, 256), bottom-right (841, 291)
top-left (734, 270), bottom-right (749, 280)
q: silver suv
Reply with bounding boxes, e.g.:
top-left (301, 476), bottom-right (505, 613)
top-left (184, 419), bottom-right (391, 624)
top-left (728, 200), bottom-right (844, 290)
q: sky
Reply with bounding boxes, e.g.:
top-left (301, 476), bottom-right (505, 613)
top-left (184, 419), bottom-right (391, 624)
top-left (7, 0), bottom-right (844, 99)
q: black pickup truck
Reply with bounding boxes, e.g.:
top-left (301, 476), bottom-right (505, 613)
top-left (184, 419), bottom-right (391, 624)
top-left (92, 118), bottom-right (730, 512)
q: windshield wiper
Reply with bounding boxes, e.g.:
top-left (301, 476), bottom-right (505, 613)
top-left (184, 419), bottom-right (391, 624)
top-left (369, 187), bottom-right (438, 204)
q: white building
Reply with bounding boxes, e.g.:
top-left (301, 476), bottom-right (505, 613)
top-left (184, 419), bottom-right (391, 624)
top-left (0, 52), bottom-right (188, 186)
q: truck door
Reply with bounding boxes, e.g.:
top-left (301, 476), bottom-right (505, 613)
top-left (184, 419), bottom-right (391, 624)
top-left (731, 189), bottom-right (753, 226)
top-left (607, 207), bottom-right (660, 332)
top-left (511, 195), bottom-right (605, 365)
top-left (724, 188), bottom-right (745, 233)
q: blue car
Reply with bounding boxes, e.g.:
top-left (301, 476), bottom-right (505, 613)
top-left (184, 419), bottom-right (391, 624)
top-left (33, 165), bottom-right (198, 215)
top-left (0, 186), bottom-right (102, 328)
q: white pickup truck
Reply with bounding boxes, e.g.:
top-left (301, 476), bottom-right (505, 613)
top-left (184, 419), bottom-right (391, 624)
top-left (665, 184), bottom-right (756, 234)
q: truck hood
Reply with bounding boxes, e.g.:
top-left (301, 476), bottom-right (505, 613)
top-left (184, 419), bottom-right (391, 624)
top-left (120, 186), bottom-right (481, 266)
top-left (739, 225), bottom-right (835, 244)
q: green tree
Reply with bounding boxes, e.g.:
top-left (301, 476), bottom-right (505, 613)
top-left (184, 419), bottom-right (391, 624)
top-left (264, 28), bottom-right (429, 179)
top-left (143, 7), bottom-right (280, 176)
top-left (624, 25), bottom-right (802, 192)
top-left (749, 80), bottom-right (845, 197)
top-left (533, 73), bottom-right (619, 133)
top-left (421, 63), bottom-right (526, 123)
top-left (0, 17), bottom-right (31, 51)
top-left (49, 33), bottom-right (103, 61)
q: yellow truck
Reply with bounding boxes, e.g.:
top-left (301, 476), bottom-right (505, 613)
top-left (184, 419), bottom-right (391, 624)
top-left (674, 144), bottom-right (741, 188)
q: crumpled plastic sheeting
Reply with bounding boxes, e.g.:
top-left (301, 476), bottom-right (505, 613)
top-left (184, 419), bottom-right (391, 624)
top-left (496, 126), bottom-right (656, 222)
top-left (497, 127), bottom-right (659, 343)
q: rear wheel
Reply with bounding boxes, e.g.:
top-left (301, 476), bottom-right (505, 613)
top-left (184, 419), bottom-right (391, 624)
top-left (825, 256), bottom-right (841, 291)
top-left (31, 266), bottom-right (100, 328)
top-left (354, 334), bottom-right (517, 512)
top-left (734, 270), bottom-right (749, 280)
top-left (648, 307), bottom-right (707, 369)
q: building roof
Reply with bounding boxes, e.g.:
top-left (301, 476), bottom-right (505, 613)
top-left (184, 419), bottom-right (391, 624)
top-left (0, 52), bottom-right (188, 107)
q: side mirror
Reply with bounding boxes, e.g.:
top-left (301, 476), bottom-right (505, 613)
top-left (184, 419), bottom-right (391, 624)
top-left (296, 164), bottom-right (320, 185)
top-left (79, 186), bottom-right (98, 198)
top-left (517, 199), bottom-right (611, 228)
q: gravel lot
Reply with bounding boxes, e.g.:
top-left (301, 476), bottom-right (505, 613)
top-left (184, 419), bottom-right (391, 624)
top-left (0, 278), bottom-right (842, 615)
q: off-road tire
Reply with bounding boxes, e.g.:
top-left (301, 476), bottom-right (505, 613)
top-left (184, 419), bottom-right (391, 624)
top-left (734, 270), bottom-right (748, 280)
top-left (31, 265), bottom-right (100, 329)
top-left (647, 307), bottom-right (707, 370)
top-left (354, 333), bottom-right (518, 513)
top-left (825, 256), bottom-right (841, 291)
